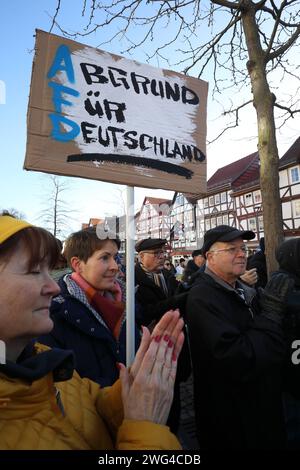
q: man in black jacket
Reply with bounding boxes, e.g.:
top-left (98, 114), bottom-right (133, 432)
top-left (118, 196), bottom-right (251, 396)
top-left (135, 238), bottom-right (187, 327)
top-left (186, 225), bottom-right (292, 450)
top-left (134, 238), bottom-right (190, 433)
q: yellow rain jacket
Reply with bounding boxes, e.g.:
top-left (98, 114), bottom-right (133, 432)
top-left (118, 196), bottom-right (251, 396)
top-left (0, 344), bottom-right (181, 450)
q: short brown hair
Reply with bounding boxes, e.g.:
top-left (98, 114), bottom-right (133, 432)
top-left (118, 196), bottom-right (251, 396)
top-left (63, 227), bottom-right (120, 266)
top-left (0, 226), bottom-right (60, 272)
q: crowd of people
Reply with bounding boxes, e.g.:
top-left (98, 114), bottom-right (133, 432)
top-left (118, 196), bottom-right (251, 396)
top-left (0, 211), bottom-right (300, 451)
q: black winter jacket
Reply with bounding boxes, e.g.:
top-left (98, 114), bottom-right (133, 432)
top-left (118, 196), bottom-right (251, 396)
top-left (135, 263), bottom-right (188, 327)
top-left (186, 271), bottom-right (287, 450)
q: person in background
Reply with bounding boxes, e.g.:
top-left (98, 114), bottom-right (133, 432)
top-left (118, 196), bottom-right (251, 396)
top-left (135, 239), bottom-right (187, 328)
top-left (247, 237), bottom-right (267, 288)
top-left (186, 224), bottom-right (293, 450)
top-left (175, 258), bottom-right (186, 279)
top-left (274, 237), bottom-right (300, 449)
top-left (39, 227), bottom-right (140, 387)
top-left (182, 249), bottom-right (205, 283)
top-left (134, 238), bottom-right (191, 433)
top-left (0, 213), bottom-right (185, 450)
top-left (50, 238), bottom-right (71, 282)
top-left (162, 258), bottom-right (179, 296)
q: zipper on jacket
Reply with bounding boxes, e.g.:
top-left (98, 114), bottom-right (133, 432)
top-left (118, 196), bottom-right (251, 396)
top-left (55, 387), bottom-right (65, 417)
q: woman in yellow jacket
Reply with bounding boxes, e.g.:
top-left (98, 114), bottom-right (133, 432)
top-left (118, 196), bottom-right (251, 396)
top-left (0, 213), bottom-right (184, 450)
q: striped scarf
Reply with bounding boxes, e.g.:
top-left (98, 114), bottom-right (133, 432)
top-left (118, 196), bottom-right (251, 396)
top-left (140, 264), bottom-right (168, 296)
top-left (71, 272), bottom-right (125, 340)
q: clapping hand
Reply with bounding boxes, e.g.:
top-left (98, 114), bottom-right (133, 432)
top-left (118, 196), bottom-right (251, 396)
top-left (118, 309), bottom-right (184, 425)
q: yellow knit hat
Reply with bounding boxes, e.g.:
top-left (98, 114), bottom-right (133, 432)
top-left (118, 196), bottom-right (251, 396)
top-left (0, 215), bottom-right (32, 244)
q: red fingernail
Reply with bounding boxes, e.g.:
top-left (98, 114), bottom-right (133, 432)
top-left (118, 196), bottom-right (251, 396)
top-left (116, 362), bottom-right (121, 370)
top-left (154, 335), bottom-right (161, 343)
top-left (163, 334), bottom-right (170, 342)
top-left (168, 339), bottom-right (174, 348)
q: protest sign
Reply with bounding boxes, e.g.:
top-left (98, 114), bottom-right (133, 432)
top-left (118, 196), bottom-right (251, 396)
top-left (25, 30), bottom-right (208, 193)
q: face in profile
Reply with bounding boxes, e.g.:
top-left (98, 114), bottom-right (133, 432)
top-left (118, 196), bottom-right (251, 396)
top-left (0, 242), bottom-right (60, 344)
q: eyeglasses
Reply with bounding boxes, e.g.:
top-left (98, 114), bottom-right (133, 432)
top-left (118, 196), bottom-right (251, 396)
top-left (142, 250), bottom-right (165, 258)
top-left (209, 245), bottom-right (248, 256)
top-left (164, 262), bottom-right (171, 266)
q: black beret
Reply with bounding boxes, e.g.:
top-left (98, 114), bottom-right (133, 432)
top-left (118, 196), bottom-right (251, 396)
top-left (135, 238), bottom-right (167, 253)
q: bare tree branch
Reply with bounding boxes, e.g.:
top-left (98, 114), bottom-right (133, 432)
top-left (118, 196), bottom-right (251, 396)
top-left (49, 0), bottom-right (61, 33)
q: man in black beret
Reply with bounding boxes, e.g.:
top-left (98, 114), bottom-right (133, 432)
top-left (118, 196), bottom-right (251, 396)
top-left (186, 225), bottom-right (293, 450)
top-left (135, 237), bottom-right (191, 433)
top-left (135, 237), bottom-right (187, 326)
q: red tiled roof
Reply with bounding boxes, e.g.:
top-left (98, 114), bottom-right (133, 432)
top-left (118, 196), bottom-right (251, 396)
top-left (279, 137), bottom-right (300, 167)
top-left (232, 153), bottom-right (260, 190)
top-left (183, 151), bottom-right (258, 201)
top-left (208, 152), bottom-right (258, 191)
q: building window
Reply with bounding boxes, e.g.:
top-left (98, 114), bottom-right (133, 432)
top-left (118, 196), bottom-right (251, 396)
top-left (258, 216), bottom-right (264, 231)
top-left (293, 199), bottom-right (300, 217)
top-left (215, 194), bottom-right (220, 204)
top-left (205, 219), bottom-right (211, 230)
top-left (223, 214), bottom-right (228, 225)
top-left (249, 218), bottom-right (256, 231)
top-left (209, 196), bottom-right (214, 206)
top-left (211, 217), bottom-right (217, 228)
top-left (290, 167), bottom-right (300, 183)
top-left (245, 193), bottom-right (253, 206)
top-left (221, 192), bottom-right (227, 203)
top-left (217, 216), bottom-right (222, 226)
top-left (204, 198), bottom-right (208, 208)
top-left (253, 191), bottom-right (261, 204)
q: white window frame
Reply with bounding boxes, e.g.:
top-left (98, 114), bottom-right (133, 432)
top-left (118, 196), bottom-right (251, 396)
top-left (293, 199), bottom-right (300, 217)
top-left (253, 190), bottom-right (261, 204)
top-left (249, 217), bottom-right (256, 231)
top-left (245, 193), bottom-right (253, 206)
top-left (290, 166), bottom-right (300, 183)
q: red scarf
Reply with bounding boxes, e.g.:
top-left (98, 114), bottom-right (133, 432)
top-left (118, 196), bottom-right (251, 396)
top-left (71, 272), bottom-right (125, 340)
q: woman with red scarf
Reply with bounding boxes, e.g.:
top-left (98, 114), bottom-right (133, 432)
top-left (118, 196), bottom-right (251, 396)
top-left (39, 227), bottom-right (140, 387)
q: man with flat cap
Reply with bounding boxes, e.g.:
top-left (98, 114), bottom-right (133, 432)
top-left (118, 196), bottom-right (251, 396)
top-left (135, 237), bottom-right (190, 432)
top-left (186, 225), bottom-right (293, 450)
top-left (135, 238), bottom-right (187, 327)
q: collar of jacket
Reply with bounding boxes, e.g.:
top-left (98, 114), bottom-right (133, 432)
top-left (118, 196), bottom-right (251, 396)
top-left (0, 343), bottom-right (75, 383)
top-left (204, 267), bottom-right (256, 305)
top-left (52, 276), bottom-right (126, 340)
top-left (135, 263), bottom-right (168, 294)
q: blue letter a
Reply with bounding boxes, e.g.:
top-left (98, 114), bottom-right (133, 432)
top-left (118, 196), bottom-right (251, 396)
top-left (47, 45), bottom-right (75, 84)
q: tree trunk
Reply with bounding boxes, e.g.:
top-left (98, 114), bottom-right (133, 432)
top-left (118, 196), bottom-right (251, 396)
top-left (241, 1), bottom-right (283, 275)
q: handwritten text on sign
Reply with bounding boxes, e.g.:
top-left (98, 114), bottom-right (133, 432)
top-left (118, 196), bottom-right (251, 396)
top-left (25, 31), bottom-right (208, 192)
